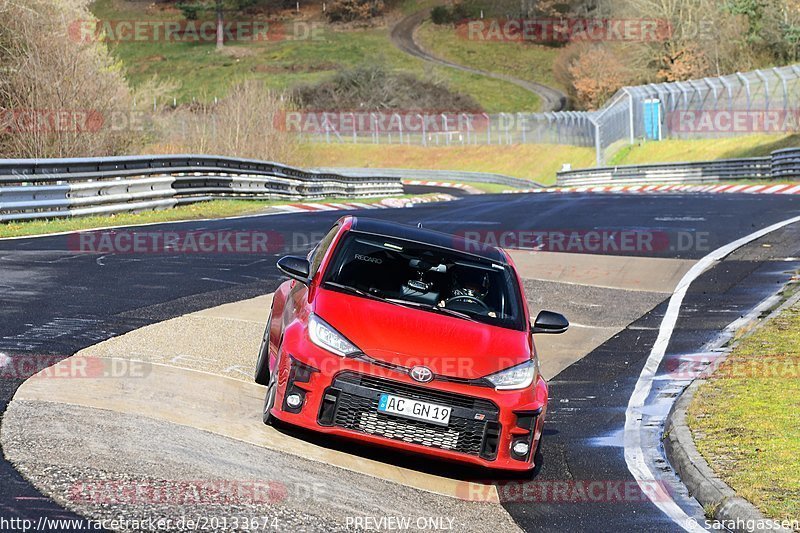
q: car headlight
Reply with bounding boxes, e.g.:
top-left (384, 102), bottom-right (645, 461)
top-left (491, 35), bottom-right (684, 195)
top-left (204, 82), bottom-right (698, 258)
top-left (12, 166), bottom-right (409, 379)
top-left (486, 360), bottom-right (538, 390)
top-left (308, 314), bottom-right (361, 357)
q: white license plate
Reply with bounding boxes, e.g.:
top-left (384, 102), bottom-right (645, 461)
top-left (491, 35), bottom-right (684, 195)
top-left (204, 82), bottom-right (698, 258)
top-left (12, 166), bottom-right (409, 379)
top-left (377, 394), bottom-right (451, 426)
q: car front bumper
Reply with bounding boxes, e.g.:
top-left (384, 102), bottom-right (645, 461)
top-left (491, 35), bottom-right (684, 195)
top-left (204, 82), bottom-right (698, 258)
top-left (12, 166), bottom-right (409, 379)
top-left (269, 338), bottom-right (548, 472)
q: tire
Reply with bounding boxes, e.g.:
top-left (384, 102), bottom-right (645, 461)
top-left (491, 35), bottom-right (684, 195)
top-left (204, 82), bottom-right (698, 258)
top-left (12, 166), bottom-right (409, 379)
top-left (262, 370), bottom-right (278, 426)
top-left (532, 433), bottom-right (544, 474)
top-left (254, 313), bottom-right (272, 386)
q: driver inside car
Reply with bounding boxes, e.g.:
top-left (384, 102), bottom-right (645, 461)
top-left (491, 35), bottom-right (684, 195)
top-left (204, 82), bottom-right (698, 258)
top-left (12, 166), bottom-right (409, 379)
top-left (441, 269), bottom-right (497, 317)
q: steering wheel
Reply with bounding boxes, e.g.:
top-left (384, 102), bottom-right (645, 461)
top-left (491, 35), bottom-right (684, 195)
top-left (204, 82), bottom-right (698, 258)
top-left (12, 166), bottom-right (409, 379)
top-left (445, 295), bottom-right (491, 312)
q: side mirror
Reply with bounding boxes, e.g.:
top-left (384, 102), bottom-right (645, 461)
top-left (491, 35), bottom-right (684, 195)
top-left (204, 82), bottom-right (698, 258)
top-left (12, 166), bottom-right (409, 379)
top-left (277, 256), bottom-right (311, 284)
top-left (532, 310), bottom-right (569, 335)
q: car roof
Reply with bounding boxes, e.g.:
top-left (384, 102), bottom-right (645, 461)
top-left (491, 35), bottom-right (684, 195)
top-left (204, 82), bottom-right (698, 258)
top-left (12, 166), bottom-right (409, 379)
top-left (349, 217), bottom-right (508, 264)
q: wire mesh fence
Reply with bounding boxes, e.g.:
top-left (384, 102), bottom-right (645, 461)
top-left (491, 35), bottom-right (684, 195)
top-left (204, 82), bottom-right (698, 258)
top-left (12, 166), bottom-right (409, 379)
top-left (285, 63), bottom-right (800, 165)
top-left (285, 111), bottom-right (597, 148)
top-left (136, 64), bottom-right (800, 166)
top-left (602, 64), bottom-right (800, 162)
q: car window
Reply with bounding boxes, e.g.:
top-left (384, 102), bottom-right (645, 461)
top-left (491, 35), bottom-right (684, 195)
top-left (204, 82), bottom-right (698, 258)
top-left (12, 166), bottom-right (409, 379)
top-left (322, 232), bottom-right (524, 330)
top-left (310, 224), bottom-right (340, 277)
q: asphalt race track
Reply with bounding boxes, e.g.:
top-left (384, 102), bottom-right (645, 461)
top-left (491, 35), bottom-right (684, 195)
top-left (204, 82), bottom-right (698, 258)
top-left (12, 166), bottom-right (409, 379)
top-left (1, 192), bottom-right (800, 532)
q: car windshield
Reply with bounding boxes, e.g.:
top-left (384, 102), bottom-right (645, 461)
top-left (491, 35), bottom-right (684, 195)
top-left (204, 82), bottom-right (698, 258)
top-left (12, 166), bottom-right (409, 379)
top-left (322, 231), bottom-right (525, 330)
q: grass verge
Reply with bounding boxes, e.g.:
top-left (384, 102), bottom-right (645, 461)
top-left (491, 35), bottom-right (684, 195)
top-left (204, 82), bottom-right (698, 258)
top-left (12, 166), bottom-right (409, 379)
top-left (301, 143), bottom-right (596, 184)
top-left (302, 133), bottom-right (800, 185)
top-left (687, 296), bottom-right (800, 522)
top-left (609, 134), bottom-right (800, 165)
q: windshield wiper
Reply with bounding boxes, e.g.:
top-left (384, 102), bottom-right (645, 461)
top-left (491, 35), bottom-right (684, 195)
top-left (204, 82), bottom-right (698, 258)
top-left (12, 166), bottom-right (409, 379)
top-left (325, 284), bottom-right (481, 323)
top-left (384, 298), bottom-right (480, 323)
top-left (323, 282), bottom-right (385, 302)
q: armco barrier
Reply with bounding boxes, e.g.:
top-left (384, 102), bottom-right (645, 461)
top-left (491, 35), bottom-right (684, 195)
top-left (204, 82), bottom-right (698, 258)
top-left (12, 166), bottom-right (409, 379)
top-left (556, 147), bottom-right (800, 187)
top-left (557, 156), bottom-right (775, 187)
top-left (0, 155), bottom-right (403, 222)
top-left (314, 168), bottom-right (539, 189)
top-left (770, 147), bottom-right (800, 180)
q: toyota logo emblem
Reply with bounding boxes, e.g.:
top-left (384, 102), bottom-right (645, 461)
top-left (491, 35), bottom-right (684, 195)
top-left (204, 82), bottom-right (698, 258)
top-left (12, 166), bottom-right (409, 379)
top-left (409, 366), bottom-right (434, 383)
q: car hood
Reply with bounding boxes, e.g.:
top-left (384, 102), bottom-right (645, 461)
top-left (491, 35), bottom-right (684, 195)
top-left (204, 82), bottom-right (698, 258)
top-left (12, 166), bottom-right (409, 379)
top-left (314, 288), bottom-right (531, 379)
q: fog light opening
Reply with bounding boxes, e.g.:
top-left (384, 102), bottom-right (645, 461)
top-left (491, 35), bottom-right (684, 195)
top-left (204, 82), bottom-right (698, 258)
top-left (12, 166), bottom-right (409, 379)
top-left (286, 393), bottom-right (303, 409)
top-left (512, 440), bottom-right (530, 458)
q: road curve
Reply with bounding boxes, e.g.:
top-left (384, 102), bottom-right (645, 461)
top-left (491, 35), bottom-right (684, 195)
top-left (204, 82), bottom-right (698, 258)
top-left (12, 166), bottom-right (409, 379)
top-left (390, 8), bottom-right (568, 112)
top-left (1, 193), bottom-right (799, 532)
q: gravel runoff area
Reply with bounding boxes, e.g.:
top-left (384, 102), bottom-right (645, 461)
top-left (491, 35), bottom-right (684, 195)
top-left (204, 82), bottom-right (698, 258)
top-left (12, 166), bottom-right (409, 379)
top-left (3, 401), bottom-right (517, 532)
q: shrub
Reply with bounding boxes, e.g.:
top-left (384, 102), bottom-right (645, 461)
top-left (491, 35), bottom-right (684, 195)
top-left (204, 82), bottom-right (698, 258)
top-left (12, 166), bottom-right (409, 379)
top-left (326, 0), bottom-right (385, 23)
top-left (430, 6), bottom-right (451, 25)
top-left (430, 3), bottom-right (472, 25)
top-left (562, 44), bottom-right (636, 110)
top-left (0, 0), bottom-right (146, 157)
top-left (177, 2), bottom-right (202, 20)
top-left (291, 64), bottom-right (482, 112)
top-left (160, 81), bottom-right (298, 163)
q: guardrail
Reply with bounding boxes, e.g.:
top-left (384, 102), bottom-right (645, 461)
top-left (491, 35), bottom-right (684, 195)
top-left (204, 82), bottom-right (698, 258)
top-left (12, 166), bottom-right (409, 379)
top-left (314, 168), bottom-right (539, 189)
top-left (0, 155), bottom-right (403, 222)
top-left (770, 147), bottom-right (800, 181)
top-left (557, 156), bottom-right (774, 187)
top-left (557, 147), bottom-right (800, 187)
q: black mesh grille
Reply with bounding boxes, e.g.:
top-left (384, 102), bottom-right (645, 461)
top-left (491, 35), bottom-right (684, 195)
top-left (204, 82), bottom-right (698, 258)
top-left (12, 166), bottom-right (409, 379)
top-left (327, 372), bottom-right (499, 458)
top-left (335, 372), bottom-right (498, 411)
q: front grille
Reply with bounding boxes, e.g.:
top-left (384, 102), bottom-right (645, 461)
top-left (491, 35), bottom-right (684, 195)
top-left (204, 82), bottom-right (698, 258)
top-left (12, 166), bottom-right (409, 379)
top-left (323, 372), bottom-right (500, 459)
top-left (336, 372), bottom-right (498, 411)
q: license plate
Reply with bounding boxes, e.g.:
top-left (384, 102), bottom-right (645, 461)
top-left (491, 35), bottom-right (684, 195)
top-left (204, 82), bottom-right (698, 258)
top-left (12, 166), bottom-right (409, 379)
top-left (377, 394), bottom-right (451, 426)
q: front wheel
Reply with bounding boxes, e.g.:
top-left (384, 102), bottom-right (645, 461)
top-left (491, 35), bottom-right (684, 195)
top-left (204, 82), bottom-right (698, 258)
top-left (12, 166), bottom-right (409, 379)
top-left (262, 370), bottom-right (278, 426)
top-left (531, 432), bottom-right (544, 474)
top-left (254, 312), bottom-right (272, 386)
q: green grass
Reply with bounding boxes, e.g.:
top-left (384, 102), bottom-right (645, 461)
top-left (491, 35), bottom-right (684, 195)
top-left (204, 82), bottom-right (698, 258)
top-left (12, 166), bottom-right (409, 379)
top-left (0, 195), bottom-right (418, 239)
top-left (301, 133), bottom-right (800, 185)
top-left (301, 142), bottom-right (596, 185)
top-left (416, 20), bottom-right (565, 97)
top-left (609, 134), bottom-right (800, 165)
top-left (91, 0), bottom-right (540, 112)
top-left (688, 298), bottom-right (800, 522)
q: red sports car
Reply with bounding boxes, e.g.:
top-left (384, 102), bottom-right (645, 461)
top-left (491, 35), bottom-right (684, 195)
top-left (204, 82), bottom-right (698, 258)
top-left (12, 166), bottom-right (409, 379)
top-left (254, 216), bottom-right (568, 471)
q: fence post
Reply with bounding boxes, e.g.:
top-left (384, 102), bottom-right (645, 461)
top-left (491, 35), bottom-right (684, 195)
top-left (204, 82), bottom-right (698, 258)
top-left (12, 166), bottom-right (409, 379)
top-left (736, 72), bottom-right (752, 111)
top-left (625, 89), bottom-right (635, 145)
top-left (773, 68), bottom-right (789, 113)
top-left (754, 69), bottom-right (771, 111)
top-left (396, 113), bottom-right (403, 144)
top-left (591, 116), bottom-right (602, 166)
